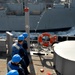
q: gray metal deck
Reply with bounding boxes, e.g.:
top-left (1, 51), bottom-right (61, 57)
top-left (0, 50), bottom-right (57, 75)
top-left (29, 52), bottom-right (56, 75)
top-left (0, 52), bottom-right (7, 75)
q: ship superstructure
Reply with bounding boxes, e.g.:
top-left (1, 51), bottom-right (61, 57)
top-left (0, 0), bottom-right (75, 32)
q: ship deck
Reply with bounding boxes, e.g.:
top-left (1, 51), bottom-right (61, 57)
top-left (29, 51), bottom-right (56, 75)
top-left (0, 52), bottom-right (7, 75)
top-left (0, 48), bottom-right (57, 75)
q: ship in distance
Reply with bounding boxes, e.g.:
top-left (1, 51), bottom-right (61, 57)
top-left (0, 0), bottom-right (75, 32)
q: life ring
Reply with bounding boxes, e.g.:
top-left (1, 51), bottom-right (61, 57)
top-left (50, 35), bottom-right (58, 45)
top-left (38, 32), bottom-right (57, 47)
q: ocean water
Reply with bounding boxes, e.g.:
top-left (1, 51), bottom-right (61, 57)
top-left (0, 26), bottom-right (75, 39)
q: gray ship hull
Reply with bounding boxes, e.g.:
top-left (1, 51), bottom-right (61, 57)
top-left (0, 1), bottom-right (75, 32)
top-left (0, 8), bottom-right (75, 32)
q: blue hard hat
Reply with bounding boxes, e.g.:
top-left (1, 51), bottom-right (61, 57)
top-left (22, 32), bottom-right (28, 38)
top-left (12, 54), bottom-right (22, 63)
top-left (6, 70), bottom-right (19, 75)
top-left (18, 35), bottom-right (24, 41)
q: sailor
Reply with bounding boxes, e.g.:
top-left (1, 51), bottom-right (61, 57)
top-left (22, 32), bottom-right (30, 67)
top-left (11, 35), bottom-right (29, 75)
top-left (6, 70), bottom-right (19, 75)
top-left (7, 54), bottom-right (25, 75)
top-left (12, 35), bottom-right (24, 57)
top-left (22, 32), bottom-right (28, 51)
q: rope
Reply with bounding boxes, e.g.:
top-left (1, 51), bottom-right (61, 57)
top-left (34, 8), bottom-right (47, 32)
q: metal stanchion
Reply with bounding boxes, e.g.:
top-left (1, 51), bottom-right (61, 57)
top-left (6, 31), bottom-right (13, 57)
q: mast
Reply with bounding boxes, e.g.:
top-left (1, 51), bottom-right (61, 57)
top-left (24, 7), bottom-right (30, 53)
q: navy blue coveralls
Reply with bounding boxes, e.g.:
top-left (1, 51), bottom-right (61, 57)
top-left (22, 40), bottom-right (30, 67)
top-left (12, 42), bottom-right (29, 75)
top-left (7, 60), bottom-right (25, 75)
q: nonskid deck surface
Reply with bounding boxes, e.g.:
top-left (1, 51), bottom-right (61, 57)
top-left (28, 52), bottom-right (56, 75)
top-left (28, 45), bottom-right (57, 75)
top-left (0, 46), bottom-right (57, 75)
top-left (0, 52), bottom-right (7, 75)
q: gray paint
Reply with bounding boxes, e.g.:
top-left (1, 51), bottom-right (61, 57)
top-left (6, 31), bottom-right (13, 56)
top-left (0, 39), bottom-right (6, 52)
top-left (54, 52), bottom-right (75, 75)
top-left (0, 2), bottom-right (75, 31)
top-left (54, 41), bottom-right (75, 75)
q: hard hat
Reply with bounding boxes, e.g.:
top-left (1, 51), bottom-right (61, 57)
top-left (12, 54), bottom-right (22, 63)
top-left (18, 35), bottom-right (24, 41)
top-left (6, 70), bottom-right (19, 75)
top-left (22, 32), bottom-right (28, 38)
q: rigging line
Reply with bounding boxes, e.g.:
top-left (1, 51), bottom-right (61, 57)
top-left (35, 8), bottom-right (47, 32)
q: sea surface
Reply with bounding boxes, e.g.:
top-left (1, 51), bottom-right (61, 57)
top-left (0, 26), bottom-right (75, 39)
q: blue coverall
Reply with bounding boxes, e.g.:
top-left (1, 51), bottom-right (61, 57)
top-left (7, 60), bottom-right (25, 75)
top-left (12, 42), bottom-right (29, 75)
top-left (22, 40), bottom-right (30, 67)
